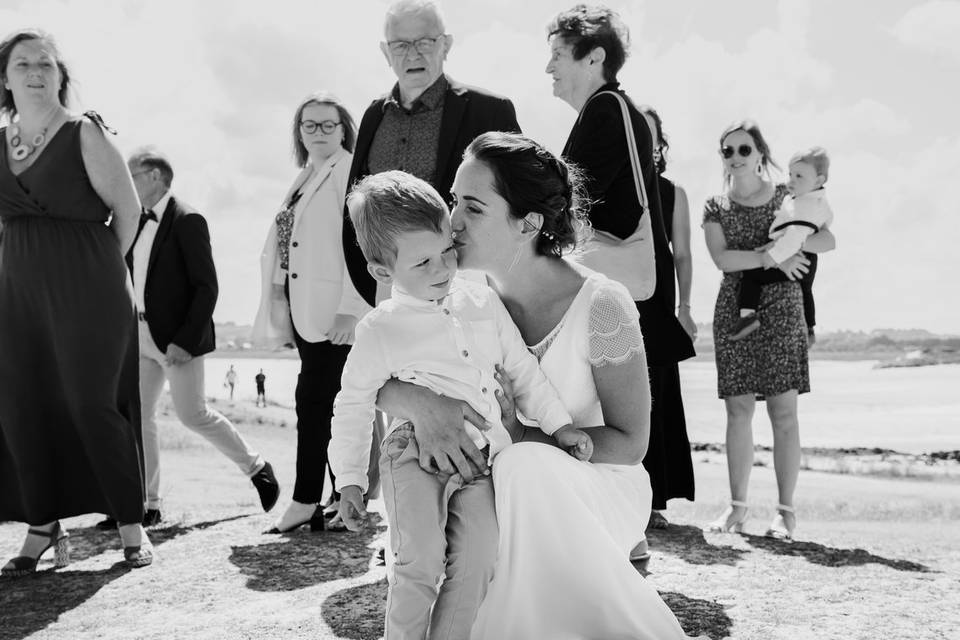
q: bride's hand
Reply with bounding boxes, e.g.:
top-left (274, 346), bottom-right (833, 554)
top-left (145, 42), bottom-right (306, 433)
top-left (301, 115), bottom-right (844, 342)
top-left (378, 380), bottom-right (490, 482)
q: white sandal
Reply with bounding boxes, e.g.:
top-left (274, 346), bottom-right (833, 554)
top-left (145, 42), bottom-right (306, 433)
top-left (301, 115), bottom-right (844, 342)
top-left (764, 504), bottom-right (796, 540)
top-left (705, 500), bottom-right (749, 533)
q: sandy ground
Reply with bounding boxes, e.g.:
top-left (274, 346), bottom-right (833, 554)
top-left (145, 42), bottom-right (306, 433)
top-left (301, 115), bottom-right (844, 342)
top-left (1, 399), bottom-right (959, 640)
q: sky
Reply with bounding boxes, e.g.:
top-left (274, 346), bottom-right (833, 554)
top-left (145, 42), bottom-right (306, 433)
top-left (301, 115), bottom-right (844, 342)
top-left (3, 0), bottom-right (959, 334)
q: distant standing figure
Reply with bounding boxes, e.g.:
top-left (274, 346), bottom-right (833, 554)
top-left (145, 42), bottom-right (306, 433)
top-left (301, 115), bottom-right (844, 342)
top-left (225, 364), bottom-right (238, 400)
top-left (112, 147), bottom-right (279, 530)
top-left (255, 369), bottom-right (266, 408)
top-left (0, 29), bottom-right (151, 573)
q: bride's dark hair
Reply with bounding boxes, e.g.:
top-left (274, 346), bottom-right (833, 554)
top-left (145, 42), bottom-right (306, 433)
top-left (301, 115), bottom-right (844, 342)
top-left (463, 132), bottom-right (588, 258)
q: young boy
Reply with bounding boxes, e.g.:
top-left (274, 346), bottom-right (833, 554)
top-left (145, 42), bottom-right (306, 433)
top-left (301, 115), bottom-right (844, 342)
top-left (731, 147), bottom-right (834, 341)
top-left (328, 171), bottom-right (593, 640)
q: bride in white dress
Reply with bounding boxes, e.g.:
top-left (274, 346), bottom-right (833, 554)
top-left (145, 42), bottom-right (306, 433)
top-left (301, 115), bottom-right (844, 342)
top-left (380, 132), bottom-right (701, 639)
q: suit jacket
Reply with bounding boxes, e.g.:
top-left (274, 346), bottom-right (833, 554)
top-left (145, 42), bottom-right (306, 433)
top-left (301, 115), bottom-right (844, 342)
top-left (251, 148), bottom-right (371, 347)
top-left (126, 195), bottom-right (218, 357)
top-left (342, 76), bottom-right (521, 306)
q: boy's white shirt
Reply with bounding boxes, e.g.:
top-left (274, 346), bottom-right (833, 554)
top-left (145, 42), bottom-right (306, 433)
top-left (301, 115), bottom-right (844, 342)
top-left (328, 276), bottom-right (573, 493)
top-left (766, 189), bottom-right (834, 265)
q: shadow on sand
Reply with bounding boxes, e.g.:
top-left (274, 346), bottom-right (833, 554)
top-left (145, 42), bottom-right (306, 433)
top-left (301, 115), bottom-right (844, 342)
top-left (0, 566), bottom-right (133, 640)
top-left (322, 578), bottom-right (387, 640)
top-left (743, 534), bottom-right (933, 572)
top-left (229, 513), bottom-right (385, 592)
top-left (320, 580), bottom-right (732, 640)
top-left (0, 514), bottom-right (256, 640)
top-left (647, 523), bottom-right (748, 567)
top-left (661, 590), bottom-right (734, 639)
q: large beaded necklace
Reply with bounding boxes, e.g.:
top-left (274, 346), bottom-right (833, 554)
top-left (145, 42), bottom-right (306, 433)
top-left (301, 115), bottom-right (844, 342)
top-left (8, 111), bottom-right (58, 162)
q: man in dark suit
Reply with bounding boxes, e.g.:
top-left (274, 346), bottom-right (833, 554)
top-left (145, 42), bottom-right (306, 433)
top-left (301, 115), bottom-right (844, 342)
top-left (342, 0), bottom-right (521, 307)
top-left (99, 148), bottom-right (279, 529)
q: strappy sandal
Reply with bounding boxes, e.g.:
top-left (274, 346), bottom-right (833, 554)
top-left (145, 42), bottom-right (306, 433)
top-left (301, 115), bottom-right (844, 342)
top-left (764, 504), bottom-right (796, 541)
top-left (705, 500), bottom-right (749, 533)
top-left (123, 546), bottom-right (154, 568)
top-left (119, 524), bottom-right (154, 568)
top-left (1, 522), bottom-right (71, 577)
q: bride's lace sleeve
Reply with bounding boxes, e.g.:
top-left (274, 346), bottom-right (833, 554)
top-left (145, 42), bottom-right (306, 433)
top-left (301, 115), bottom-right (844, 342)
top-left (588, 282), bottom-right (644, 367)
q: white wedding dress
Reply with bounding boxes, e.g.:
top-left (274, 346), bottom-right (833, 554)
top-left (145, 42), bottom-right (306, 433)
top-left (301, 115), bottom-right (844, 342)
top-left (471, 273), bottom-right (693, 640)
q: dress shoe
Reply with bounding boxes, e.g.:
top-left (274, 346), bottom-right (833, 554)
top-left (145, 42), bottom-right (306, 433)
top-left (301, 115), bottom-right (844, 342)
top-left (251, 461), bottom-right (280, 512)
top-left (142, 509), bottom-right (162, 528)
top-left (95, 516), bottom-right (118, 530)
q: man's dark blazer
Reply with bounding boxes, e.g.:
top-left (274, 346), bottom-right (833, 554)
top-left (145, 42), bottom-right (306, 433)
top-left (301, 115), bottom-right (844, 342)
top-left (126, 195), bottom-right (218, 357)
top-left (342, 76), bottom-right (521, 306)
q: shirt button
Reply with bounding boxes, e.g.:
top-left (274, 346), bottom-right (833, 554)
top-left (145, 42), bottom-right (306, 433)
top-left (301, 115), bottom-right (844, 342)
top-left (400, 137), bottom-right (407, 143)
top-left (292, 241), bottom-right (298, 248)
top-left (481, 387), bottom-right (488, 394)
top-left (461, 350), bottom-right (469, 358)
top-left (442, 309), bottom-right (450, 315)
top-left (291, 273), bottom-right (298, 279)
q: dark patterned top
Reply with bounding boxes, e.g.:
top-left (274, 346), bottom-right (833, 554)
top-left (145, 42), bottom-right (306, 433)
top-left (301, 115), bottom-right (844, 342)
top-left (275, 191), bottom-right (301, 271)
top-left (703, 184), bottom-right (810, 398)
top-left (367, 75), bottom-right (447, 184)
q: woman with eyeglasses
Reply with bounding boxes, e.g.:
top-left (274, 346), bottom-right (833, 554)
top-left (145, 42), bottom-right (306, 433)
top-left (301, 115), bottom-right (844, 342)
top-left (253, 92), bottom-right (372, 533)
top-left (702, 120), bottom-right (835, 540)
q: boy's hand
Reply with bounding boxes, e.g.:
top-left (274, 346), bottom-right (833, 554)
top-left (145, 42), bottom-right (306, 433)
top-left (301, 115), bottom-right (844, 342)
top-left (554, 425), bottom-right (594, 462)
top-left (338, 485), bottom-right (368, 532)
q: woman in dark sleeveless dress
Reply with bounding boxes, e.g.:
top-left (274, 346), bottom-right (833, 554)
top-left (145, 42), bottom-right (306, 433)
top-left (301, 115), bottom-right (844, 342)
top-left (638, 105), bottom-right (697, 528)
top-left (0, 29), bottom-right (152, 574)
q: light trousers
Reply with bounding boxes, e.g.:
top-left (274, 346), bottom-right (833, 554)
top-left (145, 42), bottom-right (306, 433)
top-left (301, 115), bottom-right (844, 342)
top-left (139, 321), bottom-right (264, 509)
top-left (380, 425), bottom-right (498, 640)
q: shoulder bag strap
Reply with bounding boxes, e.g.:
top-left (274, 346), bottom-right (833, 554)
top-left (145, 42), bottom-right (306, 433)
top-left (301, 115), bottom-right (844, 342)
top-left (589, 91), bottom-right (649, 217)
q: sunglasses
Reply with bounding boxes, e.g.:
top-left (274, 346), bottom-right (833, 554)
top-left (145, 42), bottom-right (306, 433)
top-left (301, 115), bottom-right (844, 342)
top-left (720, 144), bottom-right (754, 159)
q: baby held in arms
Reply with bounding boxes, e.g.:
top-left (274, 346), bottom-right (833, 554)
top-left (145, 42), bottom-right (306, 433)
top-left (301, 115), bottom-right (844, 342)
top-left (327, 171), bottom-right (592, 639)
top-left (731, 147), bottom-right (834, 341)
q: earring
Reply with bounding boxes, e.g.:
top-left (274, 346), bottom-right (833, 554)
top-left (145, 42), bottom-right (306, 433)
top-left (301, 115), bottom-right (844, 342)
top-left (756, 163), bottom-right (763, 176)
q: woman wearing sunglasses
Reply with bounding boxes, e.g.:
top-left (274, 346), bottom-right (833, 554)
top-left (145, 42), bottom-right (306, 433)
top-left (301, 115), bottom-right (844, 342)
top-left (252, 92), bottom-right (372, 533)
top-left (702, 120), bottom-right (835, 540)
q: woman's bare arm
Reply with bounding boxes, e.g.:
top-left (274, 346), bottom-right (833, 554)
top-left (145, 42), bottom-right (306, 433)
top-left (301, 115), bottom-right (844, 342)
top-left (79, 119), bottom-right (140, 254)
top-left (671, 186), bottom-right (695, 338)
top-left (585, 351), bottom-right (650, 464)
top-left (704, 221), bottom-right (809, 280)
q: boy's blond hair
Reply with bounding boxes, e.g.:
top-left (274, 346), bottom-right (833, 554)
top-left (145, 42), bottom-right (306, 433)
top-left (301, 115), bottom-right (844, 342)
top-left (347, 170), bottom-right (448, 267)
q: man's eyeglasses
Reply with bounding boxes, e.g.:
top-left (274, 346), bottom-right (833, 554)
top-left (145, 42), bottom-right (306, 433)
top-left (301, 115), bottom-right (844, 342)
top-left (300, 120), bottom-right (342, 135)
top-left (720, 144), bottom-right (754, 159)
top-left (385, 35), bottom-right (445, 57)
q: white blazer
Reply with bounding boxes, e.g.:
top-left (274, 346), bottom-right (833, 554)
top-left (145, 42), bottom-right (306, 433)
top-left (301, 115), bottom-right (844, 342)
top-left (252, 148), bottom-right (371, 347)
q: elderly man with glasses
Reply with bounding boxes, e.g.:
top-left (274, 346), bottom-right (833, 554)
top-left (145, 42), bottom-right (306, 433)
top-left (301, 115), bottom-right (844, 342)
top-left (342, 0), bottom-right (520, 309)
